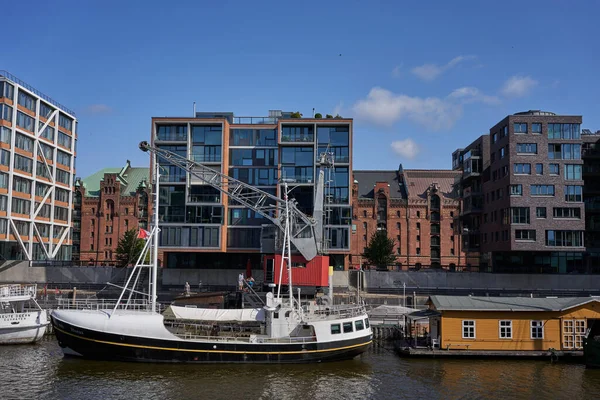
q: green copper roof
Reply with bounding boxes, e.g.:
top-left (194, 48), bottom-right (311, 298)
top-left (81, 162), bottom-right (149, 197)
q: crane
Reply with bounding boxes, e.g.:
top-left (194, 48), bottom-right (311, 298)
top-left (138, 141), bottom-right (331, 261)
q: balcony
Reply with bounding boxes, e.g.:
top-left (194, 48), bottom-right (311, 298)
top-left (233, 116), bottom-right (278, 125)
top-left (280, 134), bottom-right (314, 143)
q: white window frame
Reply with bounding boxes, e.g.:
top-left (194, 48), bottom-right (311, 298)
top-left (531, 320), bottom-right (544, 339)
top-left (462, 320), bottom-right (476, 339)
top-left (499, 320), bottom-right (512, 339)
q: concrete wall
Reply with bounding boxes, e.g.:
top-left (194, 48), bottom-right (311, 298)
top-left (0, 261), bottom-right (114, 285)
top-left (161, 269), bottom-right (265, 287)
top-left (362, 270), bottom-right (600, 292)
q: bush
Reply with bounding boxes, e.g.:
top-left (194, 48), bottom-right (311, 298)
top-left (314, 113), bottom-right (322, 119)
top-left (326, 114), bottom-right (333, 118)
top-left (290, 111), bottom-right (302, 118)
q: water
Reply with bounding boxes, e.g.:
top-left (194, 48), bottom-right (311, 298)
top-left (1, 340), bottom-right (600, 400)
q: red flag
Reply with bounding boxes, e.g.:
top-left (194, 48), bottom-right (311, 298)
top-left (137, 229), bottom-right (151, 240)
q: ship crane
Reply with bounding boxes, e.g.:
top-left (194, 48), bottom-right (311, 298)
top-left (138, 141), bottom-right (331, 261)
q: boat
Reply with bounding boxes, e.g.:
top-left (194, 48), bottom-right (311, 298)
top-left (0, 284), bottom-right (48, 344)
top-left (51, 144), bottom-right (372, 363)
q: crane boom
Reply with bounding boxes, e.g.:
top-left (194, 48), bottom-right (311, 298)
top-left (139, 141), bottom-right (318, 260)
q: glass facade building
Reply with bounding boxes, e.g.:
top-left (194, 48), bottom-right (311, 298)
top-left (153, 111), bottom-right (353, 269)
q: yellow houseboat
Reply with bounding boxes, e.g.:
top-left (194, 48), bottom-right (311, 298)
top-left (404, 296), bottom-right (600, 357)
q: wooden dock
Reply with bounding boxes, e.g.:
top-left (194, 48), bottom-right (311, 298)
top-left (396, 346), bottom-right (583, 360)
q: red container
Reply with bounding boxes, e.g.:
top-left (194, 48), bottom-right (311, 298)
top-left (264, 254), bottom-right (330, 287)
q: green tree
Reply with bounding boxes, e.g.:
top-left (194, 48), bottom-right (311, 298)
top-left (290, 111), bottom-right (303, 118)
top-left (325, 114), bottom-right (333, 119)
top-left (314, 113), bottom-right (322, 119)
top-left (362, 230), bottom-right (396, 270)
top-left (115, 229), bottom-right (145, 267)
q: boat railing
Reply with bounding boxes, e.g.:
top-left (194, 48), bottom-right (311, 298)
top-left (56, 298), bottom-right (154, 312)
top-left (175, 332), bottom-right (317, 344)
top-left (0, 284), bottom-right (36, 299)
top-left (305, 304), bottom-right (367, 321)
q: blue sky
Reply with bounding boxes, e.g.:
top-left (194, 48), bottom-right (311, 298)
top-left (3, 0), bottom-right (599, 178)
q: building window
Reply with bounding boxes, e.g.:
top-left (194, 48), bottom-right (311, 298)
top-left (530, 185), bottom-right (555, 196)
top-left (0, 104), bottom-right (13, 122)
top-left (548, 123), bottom-right (581, 140)
top-left (509, 184), bottom-right (523, 196)
top-left (553, 208), bottom-right (581, 219)
top-left (549, 164), bottom-right (559, 175)
top-left (531, 321), bottom-right (544, 339)
top-left (514, 123), bottom-right (527, 134)
top-left (416, 211), bottom-right (420, 218)
top-left (532, 123), bottom-right (542, 134)
top-left (14, 154), bottom-right (33, 173)
top-left (515, 229), bottom-right (536, 241)
top-left (450, 248), bottom-right (455, 255)
top-left (535, 164), bottom-right (543, 175)
top-left (492, 133), bottom-right (497, 144)
top-left (363, 222), bottom-right (367, 229)
top-left (500, 147), bottom-right (505, 159)
top-left (511, 207), bottom-right (530, 224)
top-left (416, 222), bottom-right (421, 230)
top-left (450, 211), bottom-right (454, 217)
top-left (564, 165), bottom-right (582, 180)
top-left (416, 247), bottom-right (421, 255)
top-left (516, 143), bottom-right (537, 154)
top-left (462, 320), bottom-right (475, 338)
top-left (363, 210), bottom-right (367, 217)
top-left (564, 186), bottom-right (583, 202)
top-left (536, 207), bottom-right (547, 219)
top-left (396, 210), bottom-right (400, 217)
top-left (548, 143), bottom-right (581, 160)
top-left (499, 320), bottom-right (512, 338)
top-left (16, 112), bottom-right (35, 132)
top-left (513, 163), bottom-right (531, 175)
top-left (545, 230), bottom-right (584, 247)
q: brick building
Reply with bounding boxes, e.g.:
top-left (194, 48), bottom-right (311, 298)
top-left (454, 110), bottom-right (586, 272)
top-left (74, 160), bottom-right (150, 265)
top-left (351, 166), bottom-right (467, 270)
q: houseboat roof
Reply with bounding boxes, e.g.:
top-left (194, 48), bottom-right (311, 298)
top-left (429, 295), bottom-right (600, 312)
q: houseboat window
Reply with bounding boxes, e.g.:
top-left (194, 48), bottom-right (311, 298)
top-left (355, 319), bottom-right (364, 331)
top-left (462, 320), bottom-right (475, 338)
top-left (274, 312), bottom-right (279, 319)
top-left (285, 311), bottom-right (291, 318)
top-left (563, 320), bottom-right (586, 349)
top-left (343, 322), bottom-right (354, 333)
top-left (499, 320), bottom-right (512, 339)
top-left (364, 318), bottom-right (370, 328)
top-left (531, 321), bottom-right (544, 339)
top-left (331, 324), bottom-right (341, 334)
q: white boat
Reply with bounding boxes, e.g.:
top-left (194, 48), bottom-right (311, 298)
top-left (51, 142), bottom-right (372, 363)
top-left (0, 284), bottom-right (48, 344)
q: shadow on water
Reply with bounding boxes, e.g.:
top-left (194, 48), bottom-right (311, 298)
top-left (2, 340), bottom-right (600, 400)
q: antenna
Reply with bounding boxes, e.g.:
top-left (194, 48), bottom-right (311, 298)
top-left (193, 102), bottom-right (196, 117)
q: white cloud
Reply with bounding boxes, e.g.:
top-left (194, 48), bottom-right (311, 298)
top-left (352, 87), bottom-right (461, 130)
top-left (332, 101), bottom-right (343, 117)
top-left (392, 64), bottom-right (403, 78)
top-left (391, 138), bottom-right (419, 160)
top-left (84, 104), bottom-right (112, 114)
top-left (501, 76), bottom-right (538, 97)
top-left (449, 86), bottom-right (501, 105)
top-left (411, 55), bottom-right (477, 81)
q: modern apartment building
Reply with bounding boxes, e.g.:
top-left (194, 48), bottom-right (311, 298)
top-left (455, 110), bottom-right (586, 272)
top-left (351, 166), bottom-right (467, 270)
top-left (0, 71), bottom-right (77, 261)
top-left (74, 161), bottom-right (150, 265)
top-left (151, 111), bottom-right (352, 270)
top-left (582, 129), bottom-right (600, 272)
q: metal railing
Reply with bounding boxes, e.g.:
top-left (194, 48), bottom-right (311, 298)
top-left (56, 298), bottom-right (154, 312)
top-left (233, 117), bottom-right (278, 125)
top-left (305, 304), bottom-right (367, 321)
top-left (280, 135), bottom-right (314, 143)
top-left (0, 70), bottom-right (76, 116)
top-left (155, 133), bottom-right (187, 142)
top-left (0, 284), bottom-right (36, 299)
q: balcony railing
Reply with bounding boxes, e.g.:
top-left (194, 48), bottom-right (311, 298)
top-left (191, 154), bottom-right (221, 163)
top-left (281, 134), bottom-right (314, 143)
top-left (155, 133), bottom-right (187, 142)
top-left (233, 117), bottom-right (278, 125)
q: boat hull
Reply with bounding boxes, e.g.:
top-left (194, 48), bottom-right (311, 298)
top-left (51, 314), bottom-right (372, 364)
top-left (0, 310), bottom-right (48, 344)
top-left (584, 337), bottom-right (600, 368)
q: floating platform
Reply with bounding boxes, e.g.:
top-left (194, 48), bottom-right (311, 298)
top-left (396, 346), bottom-right (583, 360)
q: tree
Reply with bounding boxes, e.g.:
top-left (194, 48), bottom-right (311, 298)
top-left (115, 229), bottom-right (145, 267)
top-left (334, 114), bottom-right (343, 119)
top-left (325, 114), bottom-right (333, 119)
top-left (362, 230), bottom-right (396, 270)
top-left (314, 113), bottom-right (322, 119)
top-left (290, 111), bottom-right (303, 118)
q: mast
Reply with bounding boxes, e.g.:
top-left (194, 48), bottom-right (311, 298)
top-left (151, 152), bottom-right (160, 313)
top-left (284, 181), bottom-right (293, 308)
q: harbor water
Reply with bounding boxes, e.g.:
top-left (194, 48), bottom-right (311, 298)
top-left (2, 340), bottom-right (600, 400)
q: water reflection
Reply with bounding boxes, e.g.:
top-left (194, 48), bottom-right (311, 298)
top-left (1, 341), bottom-right (600, 400)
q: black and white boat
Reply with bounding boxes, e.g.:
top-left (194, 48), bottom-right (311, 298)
top-left (0, 284), bottom-right (48, 344)
top-left (52, 143), bottom-right (372, 363)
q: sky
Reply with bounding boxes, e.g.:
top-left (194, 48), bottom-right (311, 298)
top-left (3, 0), bottom-right (599, 178)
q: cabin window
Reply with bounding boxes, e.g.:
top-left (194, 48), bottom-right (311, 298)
top-left (364, 318), bottom-right (370, 328)
top-left (355, 319), bottom-right (364, 331)
top-left (343, 322), bottom-right (354, 333)
top-left (274, 312), bottom-right (279, 319)
top-left (462, 320), bottom-right (475, 338)
top-left (531, 321), bottom-right (544, 339)
top-left (331, 324), bottom-right (341, 335)
top-left (563, 320), bottom-right (586, 348)
top-left (285, 311), bottom-right (291, 318)
top-left (499, 320), bottom-right (512, 339)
